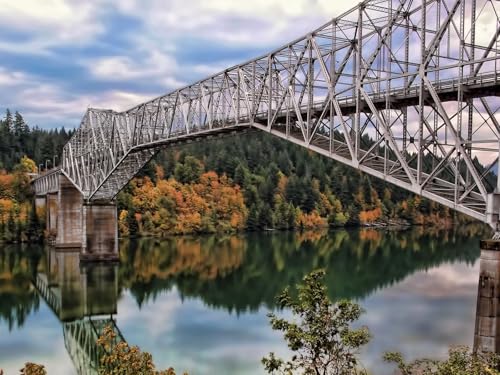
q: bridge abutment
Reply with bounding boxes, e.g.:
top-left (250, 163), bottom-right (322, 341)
top-left (474, 240), bottom-right (500, 353)
top-left (54, 175), bottom-right (118, 261)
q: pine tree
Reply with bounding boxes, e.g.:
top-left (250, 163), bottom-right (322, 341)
top-left (127, 208), bottom-right (139, 237)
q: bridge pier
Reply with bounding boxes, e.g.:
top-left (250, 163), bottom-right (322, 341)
top-left (46, 192), bottom-right (58, 235)
top-left (34, 195), bottom-right (46, 212)
top-left (474, 240), bottom-right (500, 353)
top-left (56, 175), bottom-right (83, 249)
top-left (81, 202), bottom-right (118, 262)
top-left (55, 175), bottom-right (118, 261)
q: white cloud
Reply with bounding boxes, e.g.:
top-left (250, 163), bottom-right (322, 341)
top-left (0, 67), bottom-right (30, 86)
top-left (87, 50), bottom-right (178, 81)
top-left (0, 0), bottom-right (104, 53)
top-left (0, 65), bottom-right (158, 127)
top-left (111, 0), bottom-right (355, 47)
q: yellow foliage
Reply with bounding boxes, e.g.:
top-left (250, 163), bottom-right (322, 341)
top-left (19, 156), bottom-right (37, 173)
top-left (118, 210), bottom-right (129, 236)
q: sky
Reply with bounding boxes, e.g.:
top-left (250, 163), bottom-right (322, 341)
top-left (0, 0), bottom-right (355, 129)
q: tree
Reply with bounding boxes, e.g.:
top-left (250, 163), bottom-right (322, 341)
top-left (174, 156), bottom-right (204, 184)
top-left (20, 363), bottom-right (46, 375)
top-left (97, 325), bottom-right (186, 375)
top-left (127, 208), bottom-right (139, 237)
top-left (26, 206), bottom-right (43, 242)
top-left (262, 269), bottom-right (371, 375)
top-left (384, 347), bottom-right (500, 375)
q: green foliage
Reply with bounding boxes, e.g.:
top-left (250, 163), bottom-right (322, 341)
top-left (148, 131), bottom-right (476, 234)
top-left (384, 347), bottom-right (500, 375)
top-left (174, 156), bottom-right (204, 184)
top-left (97, 326), bottom-right (185, 375)
top-left (262, 269), bottom-right (371, 375)
top-left (126, 208), bottom-right (139, 237)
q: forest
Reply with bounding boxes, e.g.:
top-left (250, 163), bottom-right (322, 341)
top-left (0, 109), bottom-right (481, 242)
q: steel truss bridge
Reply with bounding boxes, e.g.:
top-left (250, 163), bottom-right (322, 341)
top-left (35, 0), bottom-right (500, 228)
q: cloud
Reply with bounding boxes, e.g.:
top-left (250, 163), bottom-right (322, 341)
top-left (0, 0), bottom-right (105, 54)
top-left (111, 0), bottom-right (355, 47)
top-left (0, 65), bottom-right (159, 127)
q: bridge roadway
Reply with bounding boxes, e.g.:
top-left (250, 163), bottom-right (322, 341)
top-left (32, 0), bottom-right (500, 260)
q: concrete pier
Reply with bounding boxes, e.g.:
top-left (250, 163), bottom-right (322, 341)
top-left (56, 175), bottom-right (83, 249)
top-left (474, 240), bottom-right (500, 353)
top-left (52, 175), bottom-right (118, 261)
top-left (82, 202), bottom-right (118, 261)
top-left (46, 192), bottom-right (58, 234)
top-left (34, 195), bottom-right (46, 216)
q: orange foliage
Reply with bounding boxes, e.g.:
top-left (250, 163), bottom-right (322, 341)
top-left (0, 199), bottom-right (14, 221)
top-left (123, 237), bottom-right (246, 282)
top-left (277, 174), bottom-right (288, 198)
top-left (129, 170), bottom-right (247, 235)
top-left (0, 174), bottom-right (14, 199)
top-left (359, 229), bottom-right (382, 242)
top-left (359, 207), bottom-right (382, 224)
top-left (295, 210), bottom-right (327, 229)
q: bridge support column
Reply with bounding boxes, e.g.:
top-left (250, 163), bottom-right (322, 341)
top-left (474, 240), bottom-right (500, 353)
top-left (46, 192), bottom-right (58, 235)
top-left (81, 202), bottom-right (118, 262)
top-left (35, 195), bottom-right (46, 210)
top-left (56, 175), bottom-right (83, 249)
top-left (55, 175), bottom-right (119, 261)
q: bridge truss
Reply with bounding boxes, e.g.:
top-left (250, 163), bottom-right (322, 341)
top-left (57, 0), bottom-right (500, 227)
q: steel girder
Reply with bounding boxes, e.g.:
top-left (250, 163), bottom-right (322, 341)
top-left (53, 0), bottom-right (500, 226)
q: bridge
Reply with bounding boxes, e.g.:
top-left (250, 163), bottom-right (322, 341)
top-left (32, 0), bottom-right (500, 260)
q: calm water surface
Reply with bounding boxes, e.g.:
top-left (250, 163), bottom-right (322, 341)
top-left (0, 227), bottom-right (486, 374)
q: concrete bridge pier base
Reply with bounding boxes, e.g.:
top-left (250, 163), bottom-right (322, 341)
top-left (56, 176), bottom-right (83, 249)
top-left (81, 203), bottom-right (119, 262)
top-left (34, 195), bottom-right (46, 215)
top-left (474, 240), bottom-right (500, 353)
top-left (46, 192), bottom-right (58, 236)
top-left (55, 175), bottom-right (119, 262)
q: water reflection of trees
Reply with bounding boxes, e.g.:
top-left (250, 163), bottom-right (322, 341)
top-left (0, 244), bottom-right (43, 330)
top-left (120, 226), bottom-right (486, 313)
top-left (0, 225), bottom-right (489, 324)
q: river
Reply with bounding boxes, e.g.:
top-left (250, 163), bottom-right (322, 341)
top-left (0, 227), bottom-right (488, 374)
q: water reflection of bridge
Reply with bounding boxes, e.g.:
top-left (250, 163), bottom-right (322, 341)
top-left (33, 249), bottom-right (125, 375)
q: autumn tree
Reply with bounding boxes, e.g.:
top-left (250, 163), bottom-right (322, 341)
top-left (97, 325), bottom-right (186, 375)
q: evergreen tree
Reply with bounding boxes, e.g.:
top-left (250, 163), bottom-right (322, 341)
top-left (127, 208), bottom-right (139, 237)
